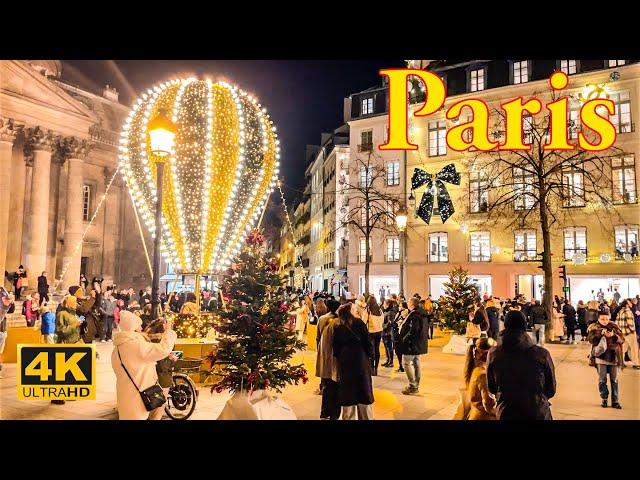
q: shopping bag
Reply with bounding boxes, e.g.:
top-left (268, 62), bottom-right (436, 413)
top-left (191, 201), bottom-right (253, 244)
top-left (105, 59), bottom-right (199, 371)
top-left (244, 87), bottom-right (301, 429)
top-left (217, 390), bottom-right (297, 420)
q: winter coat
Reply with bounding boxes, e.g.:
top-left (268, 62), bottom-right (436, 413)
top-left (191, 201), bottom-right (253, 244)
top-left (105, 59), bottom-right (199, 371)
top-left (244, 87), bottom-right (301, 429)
top-left (111, 329), bottom-right (177, 420)
top-left (333, 318), bottom-right (374, 406)
top-left (316, 315), bottom-right (338, 381)
top-left (101, 297), bottom-right (116, 317)
top-left (577, 306), bottom-right (587, 325)
top-left (587, 321), bottom-right (624, 367)
top-left (382, 306), bottom-right (397, 339)
top-left (55, 308), bottom-right (81, 344)
top-left (398, 309), bottom-right (428, 356)
top-left (486, 330), bottom-right (556, 420)
top-left (467, 365), bottom-right (497, 420)
top-left (294, 304), bottom-right (310, 332)
top-left (317, 312), bottom-right (335, 347)
top-left (529, 304), bottom-right (547, 325)
top-left (40, 311), bottom-right (56, 335)
top-left (37, 275), bottom-right (49, 293)
top-left (472, 307), bottom-right (490, 332)
top-left (179, 302), bottom-right (198, 315)
top-left (391, 310), bottom-right (403, 343)
top-left (362, 306), bottom-right (384, 333)
top-left (24, 299), bottom-right (38, 323)
top-left (562, 304), bottom-right (577, 328)
top-left (77, 296), bottom-right (102, 343)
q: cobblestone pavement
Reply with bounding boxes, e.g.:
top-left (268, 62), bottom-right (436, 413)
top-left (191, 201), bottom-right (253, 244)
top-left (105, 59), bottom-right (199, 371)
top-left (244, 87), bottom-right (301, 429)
top-left (1, 331), bottom-right (638, 420)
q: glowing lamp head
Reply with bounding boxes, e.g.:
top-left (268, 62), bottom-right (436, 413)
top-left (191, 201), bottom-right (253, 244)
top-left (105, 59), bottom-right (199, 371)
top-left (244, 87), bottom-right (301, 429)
top-left (395, 206), bottom-right (408, 232)
top-left (148, 108), bottom-right (176, 157)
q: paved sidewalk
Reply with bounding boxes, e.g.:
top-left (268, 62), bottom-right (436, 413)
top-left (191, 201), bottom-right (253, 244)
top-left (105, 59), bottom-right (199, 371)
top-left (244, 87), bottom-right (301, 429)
top-left (1, 332), bottom-right (638, 420)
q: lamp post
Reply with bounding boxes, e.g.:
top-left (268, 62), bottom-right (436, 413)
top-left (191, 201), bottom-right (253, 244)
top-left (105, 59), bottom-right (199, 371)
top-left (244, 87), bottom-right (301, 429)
top-left (147, 108), bottom-right (176, 320)
top-left (395, 205), bottom-right (408, 297)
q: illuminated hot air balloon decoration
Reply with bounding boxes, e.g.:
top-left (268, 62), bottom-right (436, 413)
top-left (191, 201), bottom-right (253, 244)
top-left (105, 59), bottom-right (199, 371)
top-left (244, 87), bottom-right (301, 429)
top-left (119, 78), bottom-right (280, 278)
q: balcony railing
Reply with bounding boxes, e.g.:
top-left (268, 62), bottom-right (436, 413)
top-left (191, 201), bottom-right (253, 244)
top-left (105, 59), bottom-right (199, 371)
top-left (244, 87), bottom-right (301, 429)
top-left (89, 124), bottom-right (119, 146)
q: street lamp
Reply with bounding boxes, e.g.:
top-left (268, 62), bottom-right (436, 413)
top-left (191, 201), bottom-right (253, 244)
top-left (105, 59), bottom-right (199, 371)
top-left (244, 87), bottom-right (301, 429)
top-left (148, 108), bottom-right (176, 320)
top-left (395, 205), bottom-right (408, 297)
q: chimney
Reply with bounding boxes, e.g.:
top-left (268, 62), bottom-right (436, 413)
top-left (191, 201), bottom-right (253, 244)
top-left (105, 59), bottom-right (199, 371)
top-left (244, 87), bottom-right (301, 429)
top-left (102, 84), bottom-right (119, 102)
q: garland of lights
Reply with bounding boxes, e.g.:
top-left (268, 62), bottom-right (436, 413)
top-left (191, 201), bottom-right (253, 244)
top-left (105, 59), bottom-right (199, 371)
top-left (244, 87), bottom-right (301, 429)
top-left (276, 181), bottom-right (309, 287)
top-left (120, 78), bottom-right (280, 275)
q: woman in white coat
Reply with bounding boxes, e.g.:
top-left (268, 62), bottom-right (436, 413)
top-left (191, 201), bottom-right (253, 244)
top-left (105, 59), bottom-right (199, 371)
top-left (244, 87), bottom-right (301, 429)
top-left (111, 310), bottom-right (177, 420)
top-left (294, 299), bottom-right (310, 342)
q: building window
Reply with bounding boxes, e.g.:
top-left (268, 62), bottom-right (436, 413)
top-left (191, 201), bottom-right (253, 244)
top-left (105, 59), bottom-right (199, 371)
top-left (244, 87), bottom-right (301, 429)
top-left (82, 184), bottom-right (91, 221)
top-left (562, 164), bottom-right (585, 207)
top-left (563, 226), bottom-right (587, 261)
top-left (615, 225), bottom-right (639, 258)
top-left (359, 130), bottom-right (373, 152)
top-left (428, 120), bottom-right (447, 157)
top-left (568, 102), bottom-right (580, 139)
top-left (559, 60), bottom-right (577, 75)
top-left (470, 231), bottom-right (490, 262)
top-left (469, 171), bottom-right (489, 213)
top-left (609, 91), bottom-right (632, 133)
top-left (386, 237), bottom-right (400, 262)
top-left (386, 160), bottom-right (400, 186)
top-left (514, 230), bottom-right (537, 261)
top-left (470, 67), bottom-right (485, 92)
top-left (523, 114), bottom-right (534, 145)
top-left (429, 232), bottom-right (448, 262)
top-left (513, 167), bottom-right (535, 210)
top-left (358, 237), bottom-right (371, 263)
top-left (512, 60), bottom-right (529, 84)
top-left (361, 97), bottom-right (374, 115)
top-left (608, 60), bottom-right (626, 68)
top-left (612, 155), bottom-right (637, 204)
top-left (359, 166), bottom-right (372, 188)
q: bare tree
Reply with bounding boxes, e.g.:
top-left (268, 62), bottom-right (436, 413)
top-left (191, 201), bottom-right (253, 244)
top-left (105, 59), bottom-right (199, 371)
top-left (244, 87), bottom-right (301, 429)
top-left (341, 151), bottom-right (402, 295)
top-left (460, 89), bottom-right (626, 340)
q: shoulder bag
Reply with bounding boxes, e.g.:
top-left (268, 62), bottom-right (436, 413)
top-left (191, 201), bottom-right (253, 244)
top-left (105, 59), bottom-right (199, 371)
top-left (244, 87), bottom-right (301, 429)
top-left (117, 348), bottom-right (166, 412)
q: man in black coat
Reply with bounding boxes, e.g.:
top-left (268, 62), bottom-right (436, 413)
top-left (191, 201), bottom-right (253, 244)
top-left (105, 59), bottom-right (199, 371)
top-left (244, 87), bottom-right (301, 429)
top-left (399, 297), bottom-right (429, 395)
top-left (37, 271), bottom-right (49, 306)
top-left (529, 299), bottom-right (548, 346)
top-left (486, 311), bottom-right (556, 420)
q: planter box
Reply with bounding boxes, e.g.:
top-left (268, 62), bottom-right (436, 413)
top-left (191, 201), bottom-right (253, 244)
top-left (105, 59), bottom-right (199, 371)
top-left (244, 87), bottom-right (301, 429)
top-left (217, 390), bottom-right (297, 420)
top-left (442, 333), bottom-right (470, 355)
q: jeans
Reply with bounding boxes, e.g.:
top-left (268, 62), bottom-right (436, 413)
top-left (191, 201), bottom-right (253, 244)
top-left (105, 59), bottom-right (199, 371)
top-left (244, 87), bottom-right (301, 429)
top-left (369, 331), bottom-right (382, 369)
top-left (102, 316), bottom-right (114, 341)
top-left (533, 324), bottom-right (545, 346)
top-left (402, 354), bottom-right (422, 389)
top-left (382, 336), bottom-right (394, 364)
top-left (394, 344), bottom-right (403, 369)
top-left (341, 404), bottom-right (373, 420)
top-left (597, 364), bottom-right (619, 403)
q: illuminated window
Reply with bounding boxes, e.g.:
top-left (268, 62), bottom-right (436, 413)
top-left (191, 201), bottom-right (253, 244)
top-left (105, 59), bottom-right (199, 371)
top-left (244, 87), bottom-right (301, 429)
top-left (612, 155), bottom-right (637, 204)
top-left (568, 101), bottom-right (580, 139)
top-left (469, 171), bottom-right (489, 213)
top-left (513, 167), bottom-right (535, 210)
top-left (361, 97), bottom-right (374, 115)
top-left (386, 238), bottom-right (400, 262)
top-left (559, 60), bottom-right (577, 75)
top-left (523, 114), bottom-right (534, 145)
top-left (470, 231), bottom-right (490, 262)
top-left (386, 161), bottom-right (400, 186)
top-left (82, 185), bottom-right (91, 221)
top-left (359, 237), bottom-right (371, 263)
top-left (564, 227), bottom-right (587, 261)
top-left (470, 68), bottom-right (485, 92)
top-left (615, 225), bottom-right (639, 258)
top-left (562, 164), bottom-right (585, 207)
top-left (428, 120), bottom-right (446, 157)
top-left (609, 91), bottom-right (632, 133)
top-left (429, 232), bottom-right (448, 262)
top-left (512, 60), bottom-right (529, 84)
top-left (359, 166), bottom-right (373, 187)
top-left (608, 60), bottom-right (626, 68)
top-left (514, 230), bottom-right (537, 261)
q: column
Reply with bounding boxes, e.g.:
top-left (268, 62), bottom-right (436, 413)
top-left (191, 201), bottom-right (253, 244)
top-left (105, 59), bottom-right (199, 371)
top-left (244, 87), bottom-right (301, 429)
top-left (24, 127), bottom-right (56, 288)
top-left (101, 167), bottom-right (119, 285)
top-left (7, 136), bottom-right (26, 268)
top-left (60, 138), bottom-right (89, 292)
top-left (0, 119), bottom-right (18, 283)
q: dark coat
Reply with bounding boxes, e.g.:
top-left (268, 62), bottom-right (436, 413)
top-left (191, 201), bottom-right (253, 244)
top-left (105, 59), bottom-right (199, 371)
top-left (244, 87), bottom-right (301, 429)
top-left (332, 318), bottom-right (374, 406)
top-left (585, 309), bottom-right (599, 325)
top-left (486, 306), bottom-right (500, 339)
top-left (398, 309), bottom-right (428, 355)
top-left (486, 330), bottom-right (556, 420)
top-left (577, 306), bottom-right (587, 325)
top-left (529, 304), bottom-right (548, 325)
top-left (37, 275), bottom-right (48, 293)
top-left (382, 306), bottom-right (397, 339)
top-left (562, 304), bottom-right (577, 327)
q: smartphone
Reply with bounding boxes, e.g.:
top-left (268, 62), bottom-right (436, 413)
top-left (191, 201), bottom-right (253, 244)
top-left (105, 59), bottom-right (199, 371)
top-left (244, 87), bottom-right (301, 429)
top-left (171, 351), bottom-right (184, 359)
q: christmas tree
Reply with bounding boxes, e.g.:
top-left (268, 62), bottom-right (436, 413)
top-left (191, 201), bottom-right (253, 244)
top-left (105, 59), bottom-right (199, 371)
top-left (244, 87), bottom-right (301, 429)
top-left (208, 230), bottom-right (307, 394)
top-left (437, 266), bottom-right (479, 335)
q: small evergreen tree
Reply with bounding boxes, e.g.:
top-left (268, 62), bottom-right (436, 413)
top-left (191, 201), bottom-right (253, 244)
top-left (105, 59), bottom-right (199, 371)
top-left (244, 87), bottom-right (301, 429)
top-left (209, 230), bottom-right (307, 394)
top-left (437, 266), bottom-right (479, 335)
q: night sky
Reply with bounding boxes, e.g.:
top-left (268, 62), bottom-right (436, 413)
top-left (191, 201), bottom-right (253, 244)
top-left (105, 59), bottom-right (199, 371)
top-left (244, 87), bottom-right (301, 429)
top-left (62, 60), bottom-right (404, 196)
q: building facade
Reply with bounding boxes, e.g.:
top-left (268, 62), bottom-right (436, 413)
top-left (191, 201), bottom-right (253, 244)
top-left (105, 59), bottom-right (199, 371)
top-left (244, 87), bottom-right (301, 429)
top-left (345, 59), bottom-right (640, 302)
top-left (1, 60), bottom-right (153, 293)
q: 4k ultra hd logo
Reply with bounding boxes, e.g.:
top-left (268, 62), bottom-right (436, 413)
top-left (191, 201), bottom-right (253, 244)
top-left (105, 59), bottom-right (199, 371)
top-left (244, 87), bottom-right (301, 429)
top-left (17, 345), bottom-right (96, 401)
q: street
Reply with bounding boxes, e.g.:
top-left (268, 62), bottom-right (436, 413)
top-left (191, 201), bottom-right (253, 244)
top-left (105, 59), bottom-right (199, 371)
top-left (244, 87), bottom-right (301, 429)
top-left (1, 331), bottom-right (638, 420)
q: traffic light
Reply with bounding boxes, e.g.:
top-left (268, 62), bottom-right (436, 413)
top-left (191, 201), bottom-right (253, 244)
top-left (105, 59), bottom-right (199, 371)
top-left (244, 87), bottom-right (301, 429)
top-left (558, 265), bottom-right (567, 281)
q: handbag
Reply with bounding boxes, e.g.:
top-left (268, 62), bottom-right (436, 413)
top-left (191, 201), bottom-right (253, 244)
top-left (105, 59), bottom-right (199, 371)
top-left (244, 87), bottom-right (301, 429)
top-left (592, 334), bottom-right (608, 358)
top-left (466, 321), bottom-right (481, 338)
top-left (117, 349), bottom-right (166, 412)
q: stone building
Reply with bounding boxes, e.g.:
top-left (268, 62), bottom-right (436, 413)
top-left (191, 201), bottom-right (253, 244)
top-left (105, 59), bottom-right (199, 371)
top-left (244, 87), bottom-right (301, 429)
top-left (0, 60), bottom-right (152, 293)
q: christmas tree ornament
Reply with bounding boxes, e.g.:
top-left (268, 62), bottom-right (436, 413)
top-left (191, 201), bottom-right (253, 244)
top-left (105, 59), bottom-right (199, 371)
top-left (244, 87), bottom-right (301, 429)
top-left (411, 164), bottom-right (461, 224)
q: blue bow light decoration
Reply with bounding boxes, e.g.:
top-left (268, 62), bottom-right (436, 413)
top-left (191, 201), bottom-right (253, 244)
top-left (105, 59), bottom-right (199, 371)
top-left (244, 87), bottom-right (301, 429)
top-left (411, 164), bottom-right (461, 224)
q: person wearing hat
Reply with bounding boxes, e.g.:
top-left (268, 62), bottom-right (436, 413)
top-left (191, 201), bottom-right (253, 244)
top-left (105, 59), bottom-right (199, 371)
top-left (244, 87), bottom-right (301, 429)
top-left (111, 311), bottom-right (177, 420)
top-left (486, 307), bottom-right (556, 420)
top-left (457, 337), bottom-right (498, 420)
